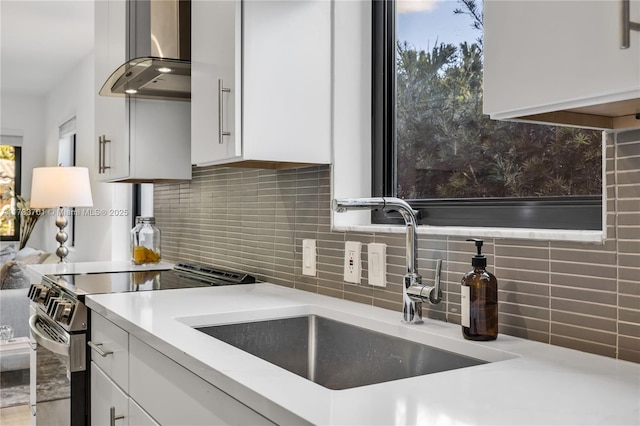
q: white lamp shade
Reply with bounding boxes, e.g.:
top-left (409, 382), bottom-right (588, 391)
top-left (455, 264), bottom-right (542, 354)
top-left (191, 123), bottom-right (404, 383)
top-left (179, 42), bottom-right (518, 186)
top-left (30, 167), bottom-right (94, 208)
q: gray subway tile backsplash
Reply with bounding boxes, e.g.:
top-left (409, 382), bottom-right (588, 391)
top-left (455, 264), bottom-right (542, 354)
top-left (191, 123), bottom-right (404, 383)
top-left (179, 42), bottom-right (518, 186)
top-left (501, 324), bottom-right (549, 343)
top-left (616, 170), bottom-right (640, 185)
top-left (154, 137), bottom-right (640, 363)
top-left (618, 225), bottom-right (640, 240)
top-left (550, 335), bottom-right (617, 359)
top-left (617, 128), bottom-right (640, 145)
top-left (618, 184), bottom-right (640, 200)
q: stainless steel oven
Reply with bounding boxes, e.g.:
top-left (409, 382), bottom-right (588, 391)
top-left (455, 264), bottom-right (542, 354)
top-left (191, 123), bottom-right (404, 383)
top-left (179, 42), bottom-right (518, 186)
top-left (27, 263), bottom-right (255, 425)
top-left (28, 298), bottom-right (88, 426)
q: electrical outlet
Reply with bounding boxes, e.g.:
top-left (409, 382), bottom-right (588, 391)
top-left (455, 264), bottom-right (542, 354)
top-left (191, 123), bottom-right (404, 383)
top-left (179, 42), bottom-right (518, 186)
top-left (343, 241), bottom-right (361, 284)
top-left (302, 239), bottom-right (316, 276)
top-left (367, 243), bottom-right (386, 287)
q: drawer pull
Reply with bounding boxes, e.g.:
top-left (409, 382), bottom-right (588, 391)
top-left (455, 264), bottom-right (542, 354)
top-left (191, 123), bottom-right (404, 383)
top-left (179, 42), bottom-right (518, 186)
top-left (110, 406), bottom-right (125, 426)
top-left (88, 341), bottom-right (114, 357)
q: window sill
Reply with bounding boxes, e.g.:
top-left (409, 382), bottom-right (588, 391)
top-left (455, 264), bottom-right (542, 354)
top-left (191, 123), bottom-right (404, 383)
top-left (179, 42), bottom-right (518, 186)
top-left (332, 223), bottom-right (605, 243)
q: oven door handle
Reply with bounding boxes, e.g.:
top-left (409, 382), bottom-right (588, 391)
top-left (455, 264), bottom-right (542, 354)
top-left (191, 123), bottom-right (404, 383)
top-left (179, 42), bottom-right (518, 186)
top-left (29, 315), bottom-right (70, 357)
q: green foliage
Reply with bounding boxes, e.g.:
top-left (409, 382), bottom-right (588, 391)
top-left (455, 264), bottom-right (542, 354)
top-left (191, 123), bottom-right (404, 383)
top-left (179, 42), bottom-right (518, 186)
top-left (0, 145), bottom-right (15, 161)
top-left (1, 186), bottom-right (44, 247)
top-left (396, 1), bottom-right (601, 200)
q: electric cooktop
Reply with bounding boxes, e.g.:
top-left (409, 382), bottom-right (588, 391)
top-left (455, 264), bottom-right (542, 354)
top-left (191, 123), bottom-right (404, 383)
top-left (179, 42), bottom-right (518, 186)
top-left (42, 262), bottom-right (256, 298)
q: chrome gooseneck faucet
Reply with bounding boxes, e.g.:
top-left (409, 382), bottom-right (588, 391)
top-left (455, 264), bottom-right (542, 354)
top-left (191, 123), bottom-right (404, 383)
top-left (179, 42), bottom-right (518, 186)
top-left (332, 197), bottom-right (442, 324)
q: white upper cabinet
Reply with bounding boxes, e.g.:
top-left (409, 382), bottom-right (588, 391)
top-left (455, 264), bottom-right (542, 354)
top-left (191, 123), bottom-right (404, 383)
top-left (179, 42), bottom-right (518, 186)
top-left (483, 0), bottom-right (640, 130)
top-left (191, 0), bottom-right (241, 165)
top-left (191, 0), bottom-right (332, 168)
top-left (95, 0), bottom-right (129, 181)
top-left (95, 0), bottom-right (192, 182)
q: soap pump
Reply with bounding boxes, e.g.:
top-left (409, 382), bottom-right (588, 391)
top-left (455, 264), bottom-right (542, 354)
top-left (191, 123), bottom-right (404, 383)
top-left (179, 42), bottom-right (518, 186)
top-left (461, 238), bottom-right (498, 341)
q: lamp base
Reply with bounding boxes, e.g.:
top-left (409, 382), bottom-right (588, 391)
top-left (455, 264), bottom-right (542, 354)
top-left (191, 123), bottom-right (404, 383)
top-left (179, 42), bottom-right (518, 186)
top-left (55, 208), bottom-right (69, 263)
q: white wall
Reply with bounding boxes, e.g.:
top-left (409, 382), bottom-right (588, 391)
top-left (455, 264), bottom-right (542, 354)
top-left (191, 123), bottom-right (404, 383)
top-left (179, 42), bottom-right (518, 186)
top-left (0, 95), bottom-right (47, 196)
top-left (332, 0), bottom-right (372, 228)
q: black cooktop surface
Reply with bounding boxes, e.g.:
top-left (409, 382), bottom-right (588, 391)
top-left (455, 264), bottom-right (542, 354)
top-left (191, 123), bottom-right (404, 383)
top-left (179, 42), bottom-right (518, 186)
top-left (44, 263), bottom-right (255, 297)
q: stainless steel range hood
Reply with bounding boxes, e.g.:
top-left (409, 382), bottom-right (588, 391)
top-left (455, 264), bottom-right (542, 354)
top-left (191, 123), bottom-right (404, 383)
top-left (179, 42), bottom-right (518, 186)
top-left (99, 0), bottom-right (191, 101)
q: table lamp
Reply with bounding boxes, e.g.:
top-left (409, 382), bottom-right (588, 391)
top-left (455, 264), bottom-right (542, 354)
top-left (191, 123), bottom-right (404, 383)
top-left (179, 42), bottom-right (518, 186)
top-left (30, 166), bottom-right (94, 263)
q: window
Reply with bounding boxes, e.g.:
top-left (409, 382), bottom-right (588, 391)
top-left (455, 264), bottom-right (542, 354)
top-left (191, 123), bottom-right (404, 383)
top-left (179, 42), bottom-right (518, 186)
top-left (0, 144), bottom-right (22, 241)
top-left (372, 0), bottom-right (603, 230)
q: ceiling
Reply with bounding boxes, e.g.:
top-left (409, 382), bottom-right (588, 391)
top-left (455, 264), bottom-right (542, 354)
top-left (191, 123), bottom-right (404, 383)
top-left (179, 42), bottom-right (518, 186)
top-left (1, 0), bottom-right (95, 97)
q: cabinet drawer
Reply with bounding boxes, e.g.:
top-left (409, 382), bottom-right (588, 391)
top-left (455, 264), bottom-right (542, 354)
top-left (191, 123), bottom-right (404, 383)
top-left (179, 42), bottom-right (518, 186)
top-left (129, 336), bottom-right (274, 426)
top-left (90, 362), bottom-right (128, 426)
top-left (90, 312), bottom-right (129, 392)
top-left (129, 398), bottom-right (159, 426)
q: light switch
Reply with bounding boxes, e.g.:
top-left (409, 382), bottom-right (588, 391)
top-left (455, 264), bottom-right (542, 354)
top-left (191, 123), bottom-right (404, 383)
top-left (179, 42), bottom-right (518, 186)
top-left (368, 243), bottom-right (386, 287)
top-left (302, 239), bottom-right (316, 276)
top-left (343, 241), bottom-right (362, 284)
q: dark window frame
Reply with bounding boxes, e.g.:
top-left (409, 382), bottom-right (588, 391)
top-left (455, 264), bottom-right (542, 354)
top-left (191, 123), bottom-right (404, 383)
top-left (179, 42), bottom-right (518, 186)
top-left (1, 146), bottom-right (22, 242)
top-left (371, 0), bottom-right (602, 230)
top-left (132, 183), bottom-right (142, 227)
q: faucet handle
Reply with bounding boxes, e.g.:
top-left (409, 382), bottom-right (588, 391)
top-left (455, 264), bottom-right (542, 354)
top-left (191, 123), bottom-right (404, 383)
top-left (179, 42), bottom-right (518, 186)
top-left (429, 259), bottom-right (443, 304)
top-left (406, 259), bottom-right (443, 305)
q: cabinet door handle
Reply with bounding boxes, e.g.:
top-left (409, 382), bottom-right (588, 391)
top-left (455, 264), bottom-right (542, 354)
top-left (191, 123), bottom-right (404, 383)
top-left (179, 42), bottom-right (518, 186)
top-left (88, 341), bottom-right (114, 357)
top-left (621, 0), bottom-right (640, 48)
top-left (110, 406), bottom-right (125, 426)
top-left (102, 136), bottom-right (111, 172)
top-left (98, 135), bottom-right (111, 173)
top-left (218, 79), bottom-right (231, 144)
top-left (98, 135), bottom-right (104, 173)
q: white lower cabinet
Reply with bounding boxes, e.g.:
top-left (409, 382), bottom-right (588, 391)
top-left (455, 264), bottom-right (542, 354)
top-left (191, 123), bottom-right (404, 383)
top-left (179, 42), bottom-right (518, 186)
top-left (91, 362), bottom-right (127, 426)
top-left (90, 311), bottom-right (129, 393)
top-left (90, 312), bottom-right (274, 425)
top-left (128, 398), bottom-right (160, 426)
top-left (90, 311), bottom-right (157, 426)
top-left (91, 362), bottom-right (157, 426)
top-left (129, 336), bottom-right (274, 426)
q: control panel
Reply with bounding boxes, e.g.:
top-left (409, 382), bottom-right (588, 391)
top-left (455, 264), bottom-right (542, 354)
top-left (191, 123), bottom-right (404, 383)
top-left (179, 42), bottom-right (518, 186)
top-left (28, 280), bottom-right (87, 332)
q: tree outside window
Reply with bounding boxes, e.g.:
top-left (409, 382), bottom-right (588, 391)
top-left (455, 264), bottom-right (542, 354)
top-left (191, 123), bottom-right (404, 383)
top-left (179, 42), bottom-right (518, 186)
top-left (0, 145), bottom-right (21, 240)
top-left (374, 0), bottom-right (603, 230)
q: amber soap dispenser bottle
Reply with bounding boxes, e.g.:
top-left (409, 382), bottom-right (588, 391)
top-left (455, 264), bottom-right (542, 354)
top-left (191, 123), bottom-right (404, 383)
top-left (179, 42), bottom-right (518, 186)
top-left (461, 238), bottom-right (498, 341)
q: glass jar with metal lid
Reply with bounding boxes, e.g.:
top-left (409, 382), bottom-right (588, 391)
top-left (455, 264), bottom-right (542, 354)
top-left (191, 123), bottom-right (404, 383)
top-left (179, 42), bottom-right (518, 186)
top-left (130, 217), bottom-right (161, 264)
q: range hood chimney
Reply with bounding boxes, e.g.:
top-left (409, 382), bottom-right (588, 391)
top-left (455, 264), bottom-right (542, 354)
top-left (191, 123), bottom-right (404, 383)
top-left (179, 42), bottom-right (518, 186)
top-left (100, 0), bottom-right (191, 101)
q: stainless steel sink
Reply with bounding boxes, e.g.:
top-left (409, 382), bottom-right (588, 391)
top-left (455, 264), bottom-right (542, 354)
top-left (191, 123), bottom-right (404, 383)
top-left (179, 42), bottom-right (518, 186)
top-left (195, 315), bottom-right (487, 390)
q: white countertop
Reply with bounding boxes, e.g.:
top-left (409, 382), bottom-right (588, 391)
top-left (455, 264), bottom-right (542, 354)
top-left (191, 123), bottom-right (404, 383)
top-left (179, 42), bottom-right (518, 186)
top-left (27, 260), bottom-right (174, 278)
top-left (86, 284), bottom-right (640, 425)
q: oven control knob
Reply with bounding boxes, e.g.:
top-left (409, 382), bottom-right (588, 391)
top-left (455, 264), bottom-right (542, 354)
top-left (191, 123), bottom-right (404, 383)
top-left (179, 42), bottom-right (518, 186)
top-left (27, 284), bottom-right (36, 300)
top-left (36, 287), bottom-right (50, 304)
top-left (28, 285), bottom-right (46, 303)
top-left (59, 304), bottom-right (75, 325)
top-left (43, 288), bottom-right (60, 307)
top-left (55, 301), bottom-right (75, 325)
top-left (27, 284), bottom-right (38, 301)
top-left (46, 297), bottom-right (62, 317)
top-left (53, 301), bottom-right (67, 323)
